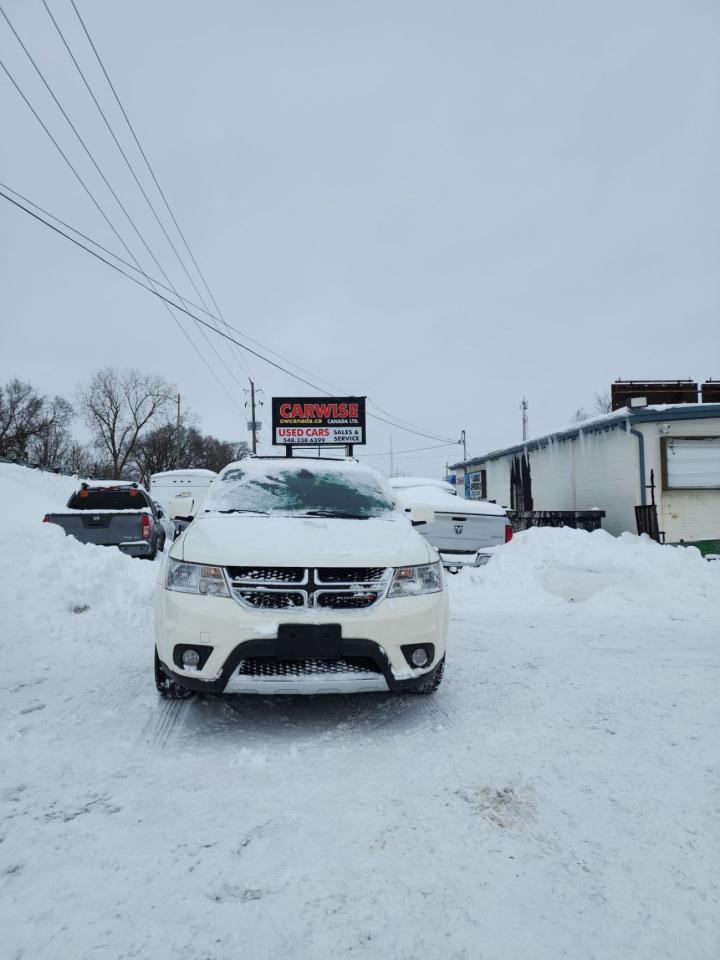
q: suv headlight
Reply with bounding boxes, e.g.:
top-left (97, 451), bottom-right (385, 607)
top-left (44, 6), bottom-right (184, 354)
top-left (166, 559), bottom-right (229, 597)
top-left (388, 561), bottom-right (443, 598)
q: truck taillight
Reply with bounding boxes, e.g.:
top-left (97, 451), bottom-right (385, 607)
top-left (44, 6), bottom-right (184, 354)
top-left (142, 514), bottom-right (151, 539)
top-left (504, 522), bottom-right (513, 543)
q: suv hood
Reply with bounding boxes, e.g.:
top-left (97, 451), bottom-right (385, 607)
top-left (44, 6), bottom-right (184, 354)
top-left (174, 514), bottom-right (435, 567)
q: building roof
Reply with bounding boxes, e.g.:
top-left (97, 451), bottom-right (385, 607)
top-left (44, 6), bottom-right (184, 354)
top-left (450, 403), bottom-right (720, 469)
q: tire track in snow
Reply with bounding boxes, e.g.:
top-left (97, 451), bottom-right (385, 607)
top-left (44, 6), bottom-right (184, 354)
top-left (140, 698), bottom-right (191, 748)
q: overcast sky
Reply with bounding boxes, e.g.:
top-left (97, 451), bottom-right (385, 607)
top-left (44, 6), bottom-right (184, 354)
top-left (2, 0), bottom-right (719, 476)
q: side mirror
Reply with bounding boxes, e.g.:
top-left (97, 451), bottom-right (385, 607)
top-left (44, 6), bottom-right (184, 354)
top-left (409, 503), bottom-right (435, 527)
top-left (169, 497), bottom-right (194, 521)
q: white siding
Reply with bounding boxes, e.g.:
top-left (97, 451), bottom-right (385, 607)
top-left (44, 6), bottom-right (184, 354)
top-left (455, 413), bottom-right (720, 542)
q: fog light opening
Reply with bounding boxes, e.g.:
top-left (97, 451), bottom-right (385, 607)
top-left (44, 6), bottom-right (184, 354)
top-left (410, 647), bottom-right (430, 668)
top-left (181, 649), bottom-right (201, 669)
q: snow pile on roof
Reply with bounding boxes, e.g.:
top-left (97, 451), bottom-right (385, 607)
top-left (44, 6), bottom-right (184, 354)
top-left (452, 526), bottom-right (718, 619)
top-left (388, 476), bottom-right (456, 492)
top-left (220, 455), bottom-right (377, 477)
top-left (394, 484), bottom-right (506, 516)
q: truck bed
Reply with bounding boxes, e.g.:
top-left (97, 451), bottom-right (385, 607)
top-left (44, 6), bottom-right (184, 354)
top-left (44, 509), bottom-right (151, 552)
top-left (392, 484), bottom-right (509, 567)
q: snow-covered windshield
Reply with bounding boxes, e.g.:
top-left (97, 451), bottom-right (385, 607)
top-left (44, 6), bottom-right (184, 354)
top-left (203, 463), bottom-right (397, 519)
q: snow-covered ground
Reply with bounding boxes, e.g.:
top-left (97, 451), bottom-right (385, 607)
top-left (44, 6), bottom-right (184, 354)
top-left (1, 462), bottom-right (718, 959)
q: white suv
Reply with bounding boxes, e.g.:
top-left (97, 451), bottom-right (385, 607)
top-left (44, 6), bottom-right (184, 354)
top-left (154, 457), bottom-right (448, 697)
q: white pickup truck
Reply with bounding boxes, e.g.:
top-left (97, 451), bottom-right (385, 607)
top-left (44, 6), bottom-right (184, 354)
top-left (389, 477), bottom-right (512, 572)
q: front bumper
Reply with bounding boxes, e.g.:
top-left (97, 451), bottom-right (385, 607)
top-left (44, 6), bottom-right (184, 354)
top-left (155, 587), bottom-right (448, 695)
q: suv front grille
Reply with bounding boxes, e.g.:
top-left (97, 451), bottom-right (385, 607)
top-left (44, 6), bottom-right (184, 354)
top-left (236, 657), bottom-right (380, 678)
top-left (227, 567), bottom-right (391, 612)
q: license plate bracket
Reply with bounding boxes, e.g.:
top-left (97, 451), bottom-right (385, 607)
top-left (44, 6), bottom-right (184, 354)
top-left (277, 623), bottom-right (341, 659)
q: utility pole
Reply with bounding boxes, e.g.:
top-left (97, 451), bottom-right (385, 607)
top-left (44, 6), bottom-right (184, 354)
top-left (175, 393), bottom-right (181, 468)
top-left (389, 435), bottom-right (394, 476)
top-left (521, 397), bottom-right (528, 442)
top-left (249, 379), bottom-right (257, 455)
top-left (460, 429), bottom-right (467, 461)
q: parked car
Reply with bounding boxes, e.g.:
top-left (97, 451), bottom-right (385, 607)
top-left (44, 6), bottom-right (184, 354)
top-left (150, 469), bottom-right (216, 513)
top-left (389, 476), bottom-right (512, 572)
top-left (150, 469), bottom-right (218, 538)
top-left (155, 457), bottom-right (448, 698)
top-left (44, 482), bottom-right (165, 559)
top-left (153, 500), bottom-right (177, 544)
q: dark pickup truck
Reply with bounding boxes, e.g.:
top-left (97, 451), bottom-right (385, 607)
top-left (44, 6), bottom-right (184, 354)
top-left (43, 482), bottom-right (166, 559)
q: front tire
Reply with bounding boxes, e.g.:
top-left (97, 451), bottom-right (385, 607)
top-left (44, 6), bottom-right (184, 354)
top-left (405, 656), bottom-right (445, 694)
top-left (155, 648), bottom-right (195, 700)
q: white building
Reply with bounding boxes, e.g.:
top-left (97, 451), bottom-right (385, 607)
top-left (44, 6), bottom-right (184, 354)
top-left (450, 404), bottom-right (720, 552)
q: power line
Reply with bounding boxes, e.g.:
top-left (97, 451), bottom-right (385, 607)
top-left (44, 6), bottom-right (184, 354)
top-left (0, 61), bottom-right (241, 412)
top-left (0, 11), bottom-right (246, 409)
top-left (66, 0), bottom-right (253, 379)
top-left (39, 2), bottom-right (209, 309)
top-left (0, 187), bottom-right (458, 442)
top-left (40, 2), bottom-right (446, 440)
top-left (362, 442), bottom-right (459, 458)
top-left (0, 178), bottom-right (456, 440)
top-left (2, 2), bottom-right (453, 442)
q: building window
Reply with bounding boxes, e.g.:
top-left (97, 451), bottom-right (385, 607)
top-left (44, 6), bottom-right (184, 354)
top-left (661, 437), bottom-right (720, 490)
top-left (468, 469), bottom-right (487, 500)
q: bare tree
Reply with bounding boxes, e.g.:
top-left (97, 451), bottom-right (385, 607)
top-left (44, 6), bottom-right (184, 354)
top-left (28, 396), bottom-right (74, 469)
top-left (78, 368), bottom-right (175, 479)
top-left (132, 420), bottom-right (249, 484)
top-left (593, 390), bottom-right (612, 414)
top-left (571, 389), bottom-right (612, 423)
top-left (0, 379), bottom-right (48, 458)
top-left (64, 441), bottom-right (96, 478)
top-left (132, 420), bottom-right (190, 484)
top-left (0, 379), bottom-right (75, 464)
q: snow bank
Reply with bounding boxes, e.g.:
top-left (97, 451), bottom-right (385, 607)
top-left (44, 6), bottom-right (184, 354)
top-left (451, 526), bottom-right (719, 620)
top-left (0, 463), bottom-right (157, 653)
top-left (0, 521), bottom-right (156, 644)
top-left (0, 461), bottom-right (82, 518)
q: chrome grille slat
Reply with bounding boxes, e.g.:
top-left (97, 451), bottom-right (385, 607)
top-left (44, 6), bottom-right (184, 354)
top-left (316, 567), bottom-right (386, 584)
top-left (226, 566), bottom-right (306, 584)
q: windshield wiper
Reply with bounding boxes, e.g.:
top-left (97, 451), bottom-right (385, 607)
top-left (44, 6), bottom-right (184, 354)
top-left (303, 510), bottom-right (370, 519)
top-left (214, 508), bottom-right (270, 515)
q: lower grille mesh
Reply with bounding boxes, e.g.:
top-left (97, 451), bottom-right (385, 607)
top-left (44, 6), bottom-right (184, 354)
top-left (236, 657), bottom-right (381, 678)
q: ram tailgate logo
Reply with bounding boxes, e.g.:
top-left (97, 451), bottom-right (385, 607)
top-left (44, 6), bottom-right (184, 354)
top-left (454, 524), bottom-right (464, 535)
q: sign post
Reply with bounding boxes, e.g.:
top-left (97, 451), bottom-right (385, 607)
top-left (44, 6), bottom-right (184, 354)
top-left (271, 397), bottom-right (366, 457)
